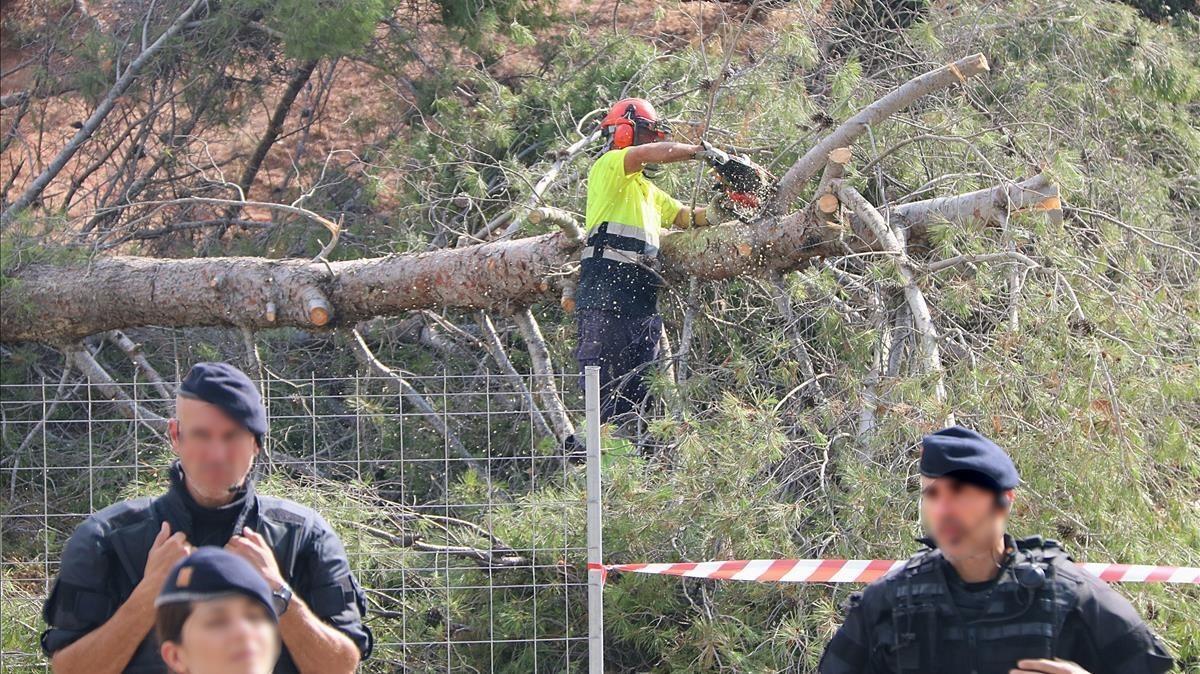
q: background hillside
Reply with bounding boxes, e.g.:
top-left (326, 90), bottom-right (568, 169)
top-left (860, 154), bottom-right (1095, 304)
top-left (1, 0), bottom-right (1197, 671)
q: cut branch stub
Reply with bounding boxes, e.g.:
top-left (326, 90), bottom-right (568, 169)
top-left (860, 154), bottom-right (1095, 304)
top-left (816, 193), bottom-right (841, 215)
top-left (301, 287), bottom-right (332, 326)
top-left (528, 206), bottom-right (585, 246)
top-left (560, 274), bottom-right (578, 313)
top-left (827, 147), bottom-right (853, 166)
top-left (818, 147), bottom-right (852, 193)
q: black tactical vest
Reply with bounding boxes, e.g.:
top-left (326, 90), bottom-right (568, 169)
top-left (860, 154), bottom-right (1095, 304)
top-left (887, 537), bottom-right (1079, 674)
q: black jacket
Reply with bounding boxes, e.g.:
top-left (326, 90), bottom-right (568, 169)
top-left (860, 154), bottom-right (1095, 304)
top-left (41, 462), bottom-right (372, 673)
top-left (818, 537), bottom-right (1174, 674)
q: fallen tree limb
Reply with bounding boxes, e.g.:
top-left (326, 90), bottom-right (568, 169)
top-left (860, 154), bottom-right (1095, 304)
top-left (358, 521), bottom-right (527, 568)
top-left (768, 54), bottom-right (991, 213)
top-left (768, 276), bottom-right (827, 404)
top-left (513, 308), bottom-right (576, 443)
top-left (838, 183), bottom-right (949, 411)
top-left (475, 312), bottom-right (555, 440)
top-left (105, 330), bottom-right (175, 400)
top-left (0, 173), bottom-right (1057, 344)
top-left (923, 250), bottom-right (1040, 273)
top-left (65, 343), bottom-right (170, 431)
top-left (0, 82), bottom-right (78, 111)
top-left (7, 367), bottom-right (75, 464)
top-left (492, 129), bottom-right (601, 240)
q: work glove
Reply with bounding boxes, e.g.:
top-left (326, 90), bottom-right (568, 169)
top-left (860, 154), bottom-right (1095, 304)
top-left (706, 193), bottom-right (739, 225)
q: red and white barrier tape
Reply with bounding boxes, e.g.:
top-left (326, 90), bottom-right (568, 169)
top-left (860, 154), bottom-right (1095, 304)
top-left (588, 560), bottom-right (1200, 585)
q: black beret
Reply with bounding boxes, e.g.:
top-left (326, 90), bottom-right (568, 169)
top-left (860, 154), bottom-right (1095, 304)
top-left (155, 546), bottom-right (277, 621)
top-left (179, 362), bottom-right (267, 446)
top-left (919, 425), bottom-right (1020, 491)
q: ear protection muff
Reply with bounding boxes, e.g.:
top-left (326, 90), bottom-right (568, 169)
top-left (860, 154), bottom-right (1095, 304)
top-left (608, 104), bottom-right (636, 149)
top-left (607, 104), bottom-right (671, 150)
top-left (610, 122), bottom-right (634, 150)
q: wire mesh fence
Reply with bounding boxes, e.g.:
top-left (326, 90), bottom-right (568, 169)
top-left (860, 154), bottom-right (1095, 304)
top-left (0, 369), bottom-right (595, 673)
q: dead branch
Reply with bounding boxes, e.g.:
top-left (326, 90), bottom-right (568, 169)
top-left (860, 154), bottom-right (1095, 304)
top-left (215, 59), bottom-right (321, 241)
top-left (513, 309), bottom-right (576, 444)
top-left (105, 330), bottom-right (175, 400)
top-left (838, 183), bottom-right (951, 416)
top-left (1, 0), bottom-right (209, 224)
top-left (348, 327), bottom-right (482, 473)
top-left (769, 54), bottom-right (991, 212)
top-left (489, 129), bottom-right (602, 240)
top-left (64, 344), bottom-right (169, 433)
top-left (357, 521), bottom-right (527, 568)
top-left (474, 312), bottom-right (555, 440)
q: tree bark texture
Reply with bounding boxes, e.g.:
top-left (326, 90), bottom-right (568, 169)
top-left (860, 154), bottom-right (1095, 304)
top-left (1, 174), bottom-right (1057, 344)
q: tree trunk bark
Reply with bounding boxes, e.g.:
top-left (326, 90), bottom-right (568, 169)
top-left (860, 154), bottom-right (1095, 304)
top-left (0, 174), bottom-right (1057, 345)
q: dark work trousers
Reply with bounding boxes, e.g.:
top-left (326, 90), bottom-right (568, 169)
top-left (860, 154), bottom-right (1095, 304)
top-left (575, 309), bottom-right (663, 423)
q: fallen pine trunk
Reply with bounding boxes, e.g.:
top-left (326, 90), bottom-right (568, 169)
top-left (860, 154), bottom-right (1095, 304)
top-left (0, 175), bottom-right (1057, 344)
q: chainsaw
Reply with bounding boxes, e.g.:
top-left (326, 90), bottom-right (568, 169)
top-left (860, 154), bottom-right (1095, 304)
top-left (697, 140), bottom-right (776, 222)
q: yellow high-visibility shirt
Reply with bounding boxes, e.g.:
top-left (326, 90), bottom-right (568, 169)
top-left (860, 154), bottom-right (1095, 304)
top-left (576, 147), bottom-right (685, 317)
top-left (584, 147), bottom-right (684, 247)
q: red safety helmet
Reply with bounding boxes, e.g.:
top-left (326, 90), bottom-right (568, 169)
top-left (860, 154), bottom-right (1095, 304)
top-left (599, 98), bottom-right (670, 149)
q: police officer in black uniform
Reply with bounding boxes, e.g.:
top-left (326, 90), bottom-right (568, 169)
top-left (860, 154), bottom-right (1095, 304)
top-left (42, 362), bottom-right (372, 674)
top-left (818, 426), bottom-right (1175, 674)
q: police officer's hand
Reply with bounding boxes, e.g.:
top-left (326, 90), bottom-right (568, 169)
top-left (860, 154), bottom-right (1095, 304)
top-left (226, 526), bottom-right (286, 590)
top-left (1011, 659), bottom-right (1092, 674)
top-left (142, 521), bottom-right (192, 590)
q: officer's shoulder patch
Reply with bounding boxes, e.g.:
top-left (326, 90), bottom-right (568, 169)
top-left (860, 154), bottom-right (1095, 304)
top-left (897, 547), bottom-right (940, 576)
top-left (259, 496), bottom-right (314, 526)
top-left (263, 506), bottom-right (307, 525)
top-left (1048, 554), bottom-right (1086, 583)
top-left (1015, 535), bottom-right (1045, 550)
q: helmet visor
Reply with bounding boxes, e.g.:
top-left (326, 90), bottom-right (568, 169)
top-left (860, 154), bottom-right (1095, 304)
top-left (635, 117), bottom-right (671, 141)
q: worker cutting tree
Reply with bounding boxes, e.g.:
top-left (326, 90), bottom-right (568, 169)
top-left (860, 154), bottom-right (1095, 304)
top-left (575, 97), bottom-right (773, 426)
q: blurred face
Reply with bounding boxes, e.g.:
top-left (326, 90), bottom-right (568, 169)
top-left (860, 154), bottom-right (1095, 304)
top-left (169, 396), bottom-right (259, 504)
top-left (919, 475), bottom-right (1010, 558)
top-left (160, 595), bottom-right (279, 674)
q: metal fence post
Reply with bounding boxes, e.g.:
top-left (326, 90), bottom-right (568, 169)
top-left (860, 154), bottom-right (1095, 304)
top-left (585, 365), bottom-right (604, 674)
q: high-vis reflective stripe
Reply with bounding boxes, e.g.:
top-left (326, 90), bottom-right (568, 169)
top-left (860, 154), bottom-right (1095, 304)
top-left (600, 221), bottom-right (659, 249)
top-left (582, 220), bottom-right (660, 261)
top-left (580, 246), bottom-right (651, 265)
top-left (585, 221), bottom-right (660, 256)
